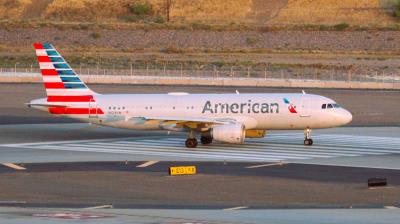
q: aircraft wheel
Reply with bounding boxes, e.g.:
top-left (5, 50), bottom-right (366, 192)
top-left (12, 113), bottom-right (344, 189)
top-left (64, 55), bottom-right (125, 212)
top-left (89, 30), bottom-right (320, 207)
top-left (200, 136), bottom-right (213, 145)
top-left (185, 138), bottom-right (198, 148)
top-left (304, 139), bottom-right (313, 146)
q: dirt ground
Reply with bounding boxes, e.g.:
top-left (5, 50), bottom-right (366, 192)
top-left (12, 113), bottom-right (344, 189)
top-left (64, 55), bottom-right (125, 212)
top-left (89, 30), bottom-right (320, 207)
top-left (2, 28), bottom-right (400, 52)
top-left (1, 27), bottom-right (400, 80)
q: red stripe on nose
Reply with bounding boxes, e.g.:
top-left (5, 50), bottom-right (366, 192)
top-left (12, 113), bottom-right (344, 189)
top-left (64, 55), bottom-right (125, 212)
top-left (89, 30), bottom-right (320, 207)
top-left (47, 95), bottom-right (94, 102)
top-left (44, 82), bottom-right (65, 89)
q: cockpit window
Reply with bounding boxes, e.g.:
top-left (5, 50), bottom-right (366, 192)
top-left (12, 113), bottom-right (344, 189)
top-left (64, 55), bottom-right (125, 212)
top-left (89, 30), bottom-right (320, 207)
top-left (322, 103), bottom-right (341, 109)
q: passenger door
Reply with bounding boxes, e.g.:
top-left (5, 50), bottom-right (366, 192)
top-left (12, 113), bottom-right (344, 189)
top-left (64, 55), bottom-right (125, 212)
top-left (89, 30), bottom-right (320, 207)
top-left (299, 95), bottom-right (311, 117)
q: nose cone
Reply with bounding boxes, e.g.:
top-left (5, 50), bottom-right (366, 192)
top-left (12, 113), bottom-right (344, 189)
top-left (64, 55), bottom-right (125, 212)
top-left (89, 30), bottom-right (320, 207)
top-left (337, 109), bottom-right (352, 126)
top-left (329, 108), bottom-right (352, 127)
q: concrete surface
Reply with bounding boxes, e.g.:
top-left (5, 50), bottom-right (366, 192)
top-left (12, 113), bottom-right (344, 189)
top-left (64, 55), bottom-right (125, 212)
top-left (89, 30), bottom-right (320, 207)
top-left (1, 207), bottom-right (400, 224)
top-left (1, 124), bottom-right (400, 170)
top-left (0, 83), bottom-right (399, 223)
top-left (0, 162), bottom-right (399, 208)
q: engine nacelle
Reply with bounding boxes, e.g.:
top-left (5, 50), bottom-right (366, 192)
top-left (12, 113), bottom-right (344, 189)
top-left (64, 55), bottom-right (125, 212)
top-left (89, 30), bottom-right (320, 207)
top-left (211, 124), bottom-right (245, 144)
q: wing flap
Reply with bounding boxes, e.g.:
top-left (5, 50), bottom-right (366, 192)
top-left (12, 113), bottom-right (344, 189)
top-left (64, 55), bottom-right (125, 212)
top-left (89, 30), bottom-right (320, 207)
top-left (129, 116), bottom-right (236, 130)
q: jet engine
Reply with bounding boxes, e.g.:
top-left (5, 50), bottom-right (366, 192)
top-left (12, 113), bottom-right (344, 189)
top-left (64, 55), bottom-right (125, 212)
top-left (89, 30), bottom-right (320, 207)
top-left (211, 123), bottom-right (245, 144)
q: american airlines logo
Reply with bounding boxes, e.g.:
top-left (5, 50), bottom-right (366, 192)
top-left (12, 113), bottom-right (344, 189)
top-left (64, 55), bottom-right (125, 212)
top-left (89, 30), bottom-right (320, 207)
top-left (202, 100), bottom-right (279, 114)
top-left (283, 98), bottom-right (297, 113)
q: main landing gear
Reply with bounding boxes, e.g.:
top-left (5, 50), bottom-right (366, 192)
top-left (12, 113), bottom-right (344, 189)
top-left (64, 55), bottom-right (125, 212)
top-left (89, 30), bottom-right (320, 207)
top-left (185, 138), bottom-right (198, 148)
top-left (304, 128), bottom-right (313, 146)
top-left (200, 132), bottom-right (213, 145)
top-left (185, 130), bottom-right (198, 148)
top-left (185, 131), bottom-right (213, 148)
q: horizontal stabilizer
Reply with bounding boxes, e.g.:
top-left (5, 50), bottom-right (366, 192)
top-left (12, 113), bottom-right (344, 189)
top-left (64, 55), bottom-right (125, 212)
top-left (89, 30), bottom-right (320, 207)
top-left (26, 103), bottom-right (68, 108)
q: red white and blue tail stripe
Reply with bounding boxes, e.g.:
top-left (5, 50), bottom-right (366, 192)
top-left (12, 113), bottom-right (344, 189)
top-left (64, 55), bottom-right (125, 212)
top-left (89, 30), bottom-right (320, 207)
top-left (33, 43), bottom-right (103, 115)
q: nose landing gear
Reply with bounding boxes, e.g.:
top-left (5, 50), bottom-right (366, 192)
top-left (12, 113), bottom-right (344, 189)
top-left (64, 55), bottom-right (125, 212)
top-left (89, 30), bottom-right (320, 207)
top-left (304, 128), bottom-right (313, 146)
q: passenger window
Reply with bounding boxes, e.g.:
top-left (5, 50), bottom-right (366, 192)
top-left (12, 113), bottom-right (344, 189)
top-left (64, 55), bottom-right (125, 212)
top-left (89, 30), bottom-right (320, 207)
top-left (327, 104), bottom-right (333, 109)
top-left (322, 104), bottom-right (326, 109)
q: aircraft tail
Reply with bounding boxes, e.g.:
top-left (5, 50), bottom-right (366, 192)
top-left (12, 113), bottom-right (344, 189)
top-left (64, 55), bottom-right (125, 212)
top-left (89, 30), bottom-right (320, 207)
top-left (33, 43), bottom-right (97, 100)
top-left (33, 43), bottom-right (102, 115)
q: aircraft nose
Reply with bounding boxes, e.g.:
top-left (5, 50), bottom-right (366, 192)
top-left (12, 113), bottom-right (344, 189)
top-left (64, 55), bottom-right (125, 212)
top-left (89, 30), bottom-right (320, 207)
top-left (340, 109), bottom-right (353, 125)
top-left (331, 108), bottom-right (352, 126)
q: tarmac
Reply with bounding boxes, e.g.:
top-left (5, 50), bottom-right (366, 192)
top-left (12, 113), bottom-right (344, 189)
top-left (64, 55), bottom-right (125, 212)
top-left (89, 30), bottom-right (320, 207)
top-left (0, 124), bottom-right (399, 210)
top-left (0, 83), bottom-right (399, 223)
top-left (1, 124), bottom-right (400, 169)
top-left (1, 207), bottom-right (400, 224)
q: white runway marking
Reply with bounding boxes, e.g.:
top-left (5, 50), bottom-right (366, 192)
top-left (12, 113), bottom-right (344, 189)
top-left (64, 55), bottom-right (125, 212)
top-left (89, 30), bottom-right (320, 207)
top-left (384, 206), bottom-right (399, 209)
top-left (3, 133), bottom-right (400, 162)
top-left (246, 162), bottom-right (285, 169)
top-left (84, 205), bottom-right (113, 209)
top-left (223, 206), bottom-right (248, 211)
top-left (137, 161), bottom-right (159, 167)
top-left (2, 163), bottom-right (26, 170)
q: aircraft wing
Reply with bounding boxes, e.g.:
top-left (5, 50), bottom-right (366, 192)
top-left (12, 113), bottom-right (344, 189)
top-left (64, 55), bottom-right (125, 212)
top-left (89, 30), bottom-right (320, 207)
top-left (129, 116), bottom-right (237, 131)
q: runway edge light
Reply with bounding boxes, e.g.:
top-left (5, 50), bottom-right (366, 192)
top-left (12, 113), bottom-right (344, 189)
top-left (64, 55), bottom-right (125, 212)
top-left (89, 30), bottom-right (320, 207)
top-left (169, 166), bottom-right (197, 176)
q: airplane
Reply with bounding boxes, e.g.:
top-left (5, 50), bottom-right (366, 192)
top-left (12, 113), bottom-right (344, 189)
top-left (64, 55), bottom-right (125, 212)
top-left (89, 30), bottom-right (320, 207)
top-left (29, 43), bottom-right (352, 148)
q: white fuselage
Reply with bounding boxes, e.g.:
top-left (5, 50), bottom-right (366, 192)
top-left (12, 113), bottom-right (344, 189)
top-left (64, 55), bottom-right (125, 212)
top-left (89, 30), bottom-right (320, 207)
top-left (38, 93), bottom-right (351, 131)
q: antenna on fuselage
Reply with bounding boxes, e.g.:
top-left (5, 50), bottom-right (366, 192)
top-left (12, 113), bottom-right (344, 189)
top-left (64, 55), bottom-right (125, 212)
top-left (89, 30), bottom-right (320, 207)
top-left (235, 90), bottom-right (240, 94)
top-left (302, 90), bottom-right (306, 94)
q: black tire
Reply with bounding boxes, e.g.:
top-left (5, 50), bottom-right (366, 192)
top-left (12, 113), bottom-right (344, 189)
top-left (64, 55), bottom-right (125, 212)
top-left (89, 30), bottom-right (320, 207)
top-left (200, 136), bottom-right (213, 145)
top-left (304, 139), bottom-right (313, 146)
top-left (185, 138), bottom-right (198, 148)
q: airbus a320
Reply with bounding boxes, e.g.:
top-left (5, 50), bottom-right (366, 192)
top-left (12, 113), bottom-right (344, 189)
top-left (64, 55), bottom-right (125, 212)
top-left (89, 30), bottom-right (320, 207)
top-left (29, 43), bottom-right (352, 148)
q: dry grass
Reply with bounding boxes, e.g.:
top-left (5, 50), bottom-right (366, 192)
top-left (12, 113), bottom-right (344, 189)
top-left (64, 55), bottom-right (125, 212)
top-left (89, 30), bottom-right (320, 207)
top-left (43, 0), bottom-right (252, 23)
top-left (43, 0), bottom-right (130, 21)
top-left (0, 0), bottom-right (32, 20)
top-left (0, 0), bottom-right (398, 26)
top-left (271, 0), bottom-right (396, 25)
top-left (169, 0), bottom-right (252, 23)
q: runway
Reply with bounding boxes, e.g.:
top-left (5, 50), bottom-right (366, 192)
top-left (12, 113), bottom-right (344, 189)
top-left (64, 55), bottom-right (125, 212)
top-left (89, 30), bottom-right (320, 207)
top-left (0, 83), bottom-right (399, 223)
top-left (1, 207), bottom-right (400, 224)
top-left (1, 124), bottom-right (400, 169)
